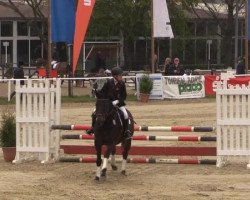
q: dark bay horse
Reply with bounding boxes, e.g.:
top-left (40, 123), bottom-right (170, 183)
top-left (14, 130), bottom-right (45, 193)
top-left (94, 98), bottom-right (134, 180)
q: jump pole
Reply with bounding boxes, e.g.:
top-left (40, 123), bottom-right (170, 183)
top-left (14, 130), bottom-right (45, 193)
top-left (62, 134), bottom-right (217, 142)
top-left (59, 157), bottom-right (216, 165)
top-left (60, 145), bottom-right (216, 156)
top-left (52, 124), bottom-right (215, 132)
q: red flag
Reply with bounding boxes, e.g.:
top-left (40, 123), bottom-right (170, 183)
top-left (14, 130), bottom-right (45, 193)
top-left (73, 0), bottom-right (96, 75)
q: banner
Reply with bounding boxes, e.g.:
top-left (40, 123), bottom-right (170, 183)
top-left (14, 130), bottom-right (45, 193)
top-left (163, 76), bottom-right (205, 99)
top-left (51, 0), bottom-right (76, 43)
top-left (153, 0), bottom-right (174, 38)
top-left (73, 0), bottom-right (96, 75)
top-left (249, 0), bottom-right (250, 40)
top-left (136, 73), bottom-right (164, 100)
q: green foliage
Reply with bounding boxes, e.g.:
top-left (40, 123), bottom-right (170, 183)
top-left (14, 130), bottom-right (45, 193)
top-left (0, 111), bottom-right (16, 147)
top-left (139, 74), bottom-right (153, 94)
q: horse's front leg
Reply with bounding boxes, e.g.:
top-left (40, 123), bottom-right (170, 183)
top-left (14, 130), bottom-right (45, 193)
top-left (121, 139), bottom-right (132, 175)
top-left (111, 146), bottom-right (117, 171)
top-left (101, 144), bottom-right (114, 178)
top-left (94, 140), bottom-right (102, 181)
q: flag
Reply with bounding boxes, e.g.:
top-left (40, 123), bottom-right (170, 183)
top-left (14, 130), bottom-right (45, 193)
top-left (248, 0), bottom-right (250, 40)
top-left (72, 0), bottom-right (96, 75)
top-left (153, 0), bottom-right (174, 38)
top-left (51, 0), bottom-right (76, 43)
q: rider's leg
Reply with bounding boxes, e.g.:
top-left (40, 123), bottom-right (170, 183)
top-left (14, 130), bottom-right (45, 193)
top-left (86, 110), bottom-right (96, 135)
top-left (119, 106), bottom-right (132, 139)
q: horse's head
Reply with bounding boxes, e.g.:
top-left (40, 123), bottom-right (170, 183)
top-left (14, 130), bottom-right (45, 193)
top-left (95, 99), bottom-right (113, 128)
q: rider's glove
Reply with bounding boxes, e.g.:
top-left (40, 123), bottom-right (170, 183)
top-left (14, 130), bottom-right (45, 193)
top-left (112, 100), bottom-right (119, 106)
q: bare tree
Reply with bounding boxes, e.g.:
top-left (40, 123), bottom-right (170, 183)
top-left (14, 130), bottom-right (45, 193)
top-left (186, 0), bottom-right (245, 67)
top-left (0, 0), bottom-right (48, 55)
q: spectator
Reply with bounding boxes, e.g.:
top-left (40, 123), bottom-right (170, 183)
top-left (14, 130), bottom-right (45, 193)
top-left (153, 54), bottom-right (160, 72)
top-left (168, 57), bottom-right (185, 76)
top-left (93, 51), bottom-right (106, 73)
top-left (10, 61), bottom-right (25, 99)
top-left (163, 57), bottom-right (172, 75)
top-left (236, 57), bottom-right (245, 75)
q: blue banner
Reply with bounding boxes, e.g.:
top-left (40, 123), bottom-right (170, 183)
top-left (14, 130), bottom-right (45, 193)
top-left (249, 0), bottom-right (250, 40)
top-left (51, 0), bottom-right (76, 43)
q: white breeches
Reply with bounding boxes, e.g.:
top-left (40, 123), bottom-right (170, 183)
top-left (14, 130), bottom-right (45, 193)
top-left (119, 106), bottom-right (128, 119)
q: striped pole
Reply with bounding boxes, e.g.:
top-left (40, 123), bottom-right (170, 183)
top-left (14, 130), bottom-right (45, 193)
top-left (52, 124), bottom-right (215, 132)
top-left (59, 157), bottom-right (216, 165)
top-left (134, 126), bottom-right (215, 132)
top-left (62, 134), bottom-right (217, 142)
top-left (60, 145), bottom-right (216, 156)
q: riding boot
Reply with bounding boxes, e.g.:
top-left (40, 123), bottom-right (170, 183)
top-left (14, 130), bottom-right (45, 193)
top-left (124, 119), bottom-right (132, 140)
top-left (86, 112), bottom-right (96, 135)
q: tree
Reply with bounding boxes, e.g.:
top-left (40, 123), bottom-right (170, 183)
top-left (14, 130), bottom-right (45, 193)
top-left (184, 0), bottom-right (245, 67)
top-left (88, 0), bottom-right (192, 69)
top-left (0, 0), bottom-right (48, 58)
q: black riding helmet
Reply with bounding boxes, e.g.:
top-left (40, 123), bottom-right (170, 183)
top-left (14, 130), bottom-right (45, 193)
top-left (111, 67), bottom-right (123, 76)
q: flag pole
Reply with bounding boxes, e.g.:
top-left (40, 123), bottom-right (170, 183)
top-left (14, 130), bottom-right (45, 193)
top-left (151, 0), bottom-right (155, 73)
top-left (47, 0), bottom-right (52, 78)
top-left (245, 0), bottom-right (248, 73)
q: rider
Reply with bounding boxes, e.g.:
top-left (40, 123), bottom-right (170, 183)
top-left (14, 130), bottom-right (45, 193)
top-left (86, 66), bottom-right (132, 140)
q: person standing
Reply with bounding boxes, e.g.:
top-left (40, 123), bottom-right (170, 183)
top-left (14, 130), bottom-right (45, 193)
top-left (10, 61), bottom-right (25, 99)
top-left (236, 57), bottom-right (245, 75)
top-left (168, 57), bottom-right (185, 76)
top-left (93, 51), bottom-right (106, 73)
top-left (163, 57), bottom-right (172, 75)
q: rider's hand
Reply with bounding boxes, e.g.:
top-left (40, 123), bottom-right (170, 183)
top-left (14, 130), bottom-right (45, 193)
top-left (112, 100), bottom-right (119, 106)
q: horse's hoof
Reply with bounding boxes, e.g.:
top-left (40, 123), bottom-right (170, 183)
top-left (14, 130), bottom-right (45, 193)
top-left (101, 168), bottom-right (107, 177)
top-left (111, 165), bottom-right (118, 171)
top-left (121, 170), bottom-right (126, 175)
top-left (95, 176), bottom-right (100, 181)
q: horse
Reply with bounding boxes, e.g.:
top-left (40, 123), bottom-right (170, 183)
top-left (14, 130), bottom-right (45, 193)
top-left (93, 98), bottom-right (134, 181)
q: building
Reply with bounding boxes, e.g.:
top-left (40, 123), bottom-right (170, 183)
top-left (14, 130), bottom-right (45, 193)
top-left (0, 1), bottom-right (245, 72)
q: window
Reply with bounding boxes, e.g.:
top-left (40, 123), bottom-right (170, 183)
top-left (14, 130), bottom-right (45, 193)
top-left (186, 22), bottom-right (195, 35)
top-left (1, 21), bottom-right (13, 37)
top-left (196, 39), bottom-right (206, 64)
top-left (30, 22), bottom-right (42, 36)
top-left (17, 22), bottom-right (28, 36)
top-left (30, 40), bottom-right (42, 62)
top-left (196, 22), bottom-right (206, 36)
top-left (207, 22), bottom-right (218, 36)
top-left (17, 40), bottom-right (29, 64)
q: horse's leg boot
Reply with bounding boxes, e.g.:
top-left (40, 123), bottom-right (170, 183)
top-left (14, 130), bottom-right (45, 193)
top-left (86, 113), bottom-right (96, 135)
top-left (124, 119), bottom-right (132, 140)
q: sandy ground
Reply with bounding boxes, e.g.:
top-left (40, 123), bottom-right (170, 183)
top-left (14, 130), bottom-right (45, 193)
top-left (0, 82), bottom-right (250, 200)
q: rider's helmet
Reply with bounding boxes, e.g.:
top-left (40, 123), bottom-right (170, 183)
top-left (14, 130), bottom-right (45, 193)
top-left (111, 67), bottom-right (123, 76)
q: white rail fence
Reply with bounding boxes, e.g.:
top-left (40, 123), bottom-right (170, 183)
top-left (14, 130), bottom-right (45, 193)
top-left (13, 79), bottom-right (61, 164)
top-left (216, 81), bottom-right (250, 169)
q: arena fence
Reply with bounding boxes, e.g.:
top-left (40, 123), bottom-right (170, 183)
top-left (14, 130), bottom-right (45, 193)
top-left (216, 81), bottom-right (250, 169)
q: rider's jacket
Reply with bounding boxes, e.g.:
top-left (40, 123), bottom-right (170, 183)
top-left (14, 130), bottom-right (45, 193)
top-left (97, 78), bottom-right (127, 107)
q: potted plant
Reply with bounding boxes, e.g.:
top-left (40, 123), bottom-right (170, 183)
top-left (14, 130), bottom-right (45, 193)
top-left (0, 110), bottom-right (16, 162)
top-left (138, 74), bottom-right (153, 102)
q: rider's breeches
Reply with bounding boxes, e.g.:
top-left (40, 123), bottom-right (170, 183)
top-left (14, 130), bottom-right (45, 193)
top-left (119, 106), bottom-right (128, 120)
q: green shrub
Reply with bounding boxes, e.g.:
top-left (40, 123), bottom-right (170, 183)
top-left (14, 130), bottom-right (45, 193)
top-left (139, 74), bottom-right (153, 94)
top-left (0, 111), bottom-right (16, 147)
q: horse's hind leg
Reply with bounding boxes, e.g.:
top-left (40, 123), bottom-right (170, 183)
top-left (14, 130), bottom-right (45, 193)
top-left (121, 140), bottom-right (132, 175)
top-left (110, 146), bottom-right (117, 171)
